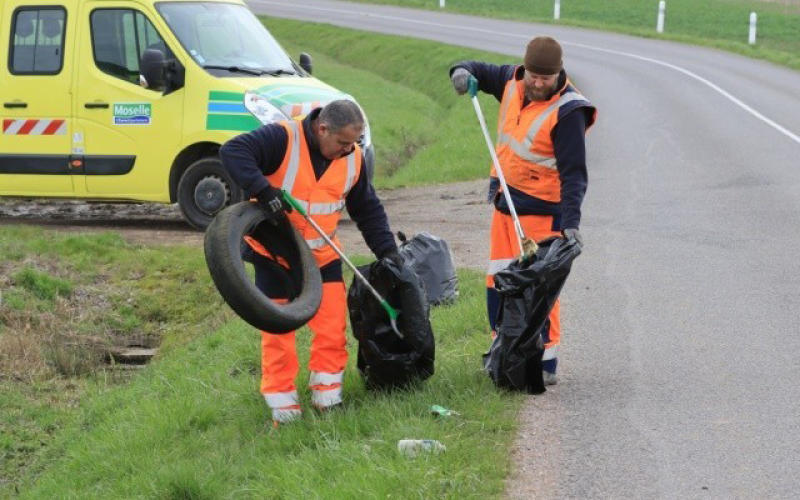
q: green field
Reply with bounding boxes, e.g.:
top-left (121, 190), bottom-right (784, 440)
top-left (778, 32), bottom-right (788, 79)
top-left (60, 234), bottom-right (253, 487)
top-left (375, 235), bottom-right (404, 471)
top-left (344, 0), bottom-right (800, 70)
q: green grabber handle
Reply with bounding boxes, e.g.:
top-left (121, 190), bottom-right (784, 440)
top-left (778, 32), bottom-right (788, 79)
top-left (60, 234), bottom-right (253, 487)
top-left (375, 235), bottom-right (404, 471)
top-left (280, 189), bottom-right (404, 338)
top-left (282, 188), bottom-right (307, 216)
top-left (468, 75), bottom-right (478, 98)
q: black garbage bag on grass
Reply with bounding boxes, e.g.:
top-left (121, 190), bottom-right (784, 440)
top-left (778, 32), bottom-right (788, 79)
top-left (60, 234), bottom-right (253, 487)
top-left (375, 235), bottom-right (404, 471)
top-left (483, 237), bottom-right (581, 394)
top-left (347, 259), bottom-right (435, 390)
top-left (397, 231), bottom-right (458, 306)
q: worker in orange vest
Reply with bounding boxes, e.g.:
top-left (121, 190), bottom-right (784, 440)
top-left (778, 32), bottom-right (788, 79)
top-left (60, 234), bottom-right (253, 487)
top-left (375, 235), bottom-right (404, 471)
top-left (220, 100), bottom-right (401, 425)
top-left (450, 37), bottom-right (597, 386)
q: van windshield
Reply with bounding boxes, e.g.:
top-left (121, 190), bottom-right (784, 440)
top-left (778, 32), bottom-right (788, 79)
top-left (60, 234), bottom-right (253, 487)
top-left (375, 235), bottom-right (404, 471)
top-left (156, 2), bottom-right (296, 75)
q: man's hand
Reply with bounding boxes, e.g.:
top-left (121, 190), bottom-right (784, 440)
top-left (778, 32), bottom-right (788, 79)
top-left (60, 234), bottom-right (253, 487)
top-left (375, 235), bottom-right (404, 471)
top-left (451, 67), bottom-right (472, 95)
top-left (255, 186), bottom-right (292, 220)
top-left (562, 228), bottom-right (583, 247)
top-left (381, 250), bottom-right (404, 268)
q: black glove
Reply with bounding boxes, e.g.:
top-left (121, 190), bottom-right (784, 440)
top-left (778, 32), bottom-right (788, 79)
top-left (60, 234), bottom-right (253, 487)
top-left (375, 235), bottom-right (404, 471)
top-left (562, 228), bottom-right (583, 247)
top-left (381, 250), bottom-right (404, 268)
top-left (255, 185), bottom-right (292, 220)
top-left (450, 67), bottom-right (472, 95)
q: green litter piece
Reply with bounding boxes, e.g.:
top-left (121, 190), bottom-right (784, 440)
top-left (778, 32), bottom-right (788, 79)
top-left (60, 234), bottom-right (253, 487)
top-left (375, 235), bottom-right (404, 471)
top-left (430, 405), bottom-right (459, 417)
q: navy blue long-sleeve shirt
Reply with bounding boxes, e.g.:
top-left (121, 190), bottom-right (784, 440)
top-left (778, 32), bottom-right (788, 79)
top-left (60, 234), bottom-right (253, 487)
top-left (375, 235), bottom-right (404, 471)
top-left (219, 108), bottom-right (397, 260)
top-left (450, 61), bottom-right (595, 230)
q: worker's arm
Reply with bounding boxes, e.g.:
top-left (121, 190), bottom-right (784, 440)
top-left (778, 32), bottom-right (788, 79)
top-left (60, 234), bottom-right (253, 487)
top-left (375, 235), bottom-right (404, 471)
top-left (219, 124), bottom-right (288, 197)
top-left (345, 161), bottom-right (398, 259)
top-left (552, 109), bottom-right (589, 230)
top-left (449, 61), bottom-right (517, 102)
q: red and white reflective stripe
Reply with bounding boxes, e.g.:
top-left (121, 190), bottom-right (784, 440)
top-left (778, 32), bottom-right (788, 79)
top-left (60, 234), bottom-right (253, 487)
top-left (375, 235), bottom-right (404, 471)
top-left (309, 371), bottom-right (343, 387)
top-left (3, 119), bottom-right (66, 135)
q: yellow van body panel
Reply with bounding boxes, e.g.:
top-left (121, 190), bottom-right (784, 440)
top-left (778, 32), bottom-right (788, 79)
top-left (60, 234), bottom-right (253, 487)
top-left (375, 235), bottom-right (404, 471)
top-left (1, 0), bottom-right (358, 213)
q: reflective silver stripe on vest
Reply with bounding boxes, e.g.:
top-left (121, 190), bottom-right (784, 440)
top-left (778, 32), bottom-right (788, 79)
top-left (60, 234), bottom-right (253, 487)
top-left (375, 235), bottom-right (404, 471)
top-left (343, 153), bottom-right (357, 194)
top-left (309, 200), bottom-right (346, 215)
top-left (281, 121), bottom-right (302, 192)
top-left (497, 91), bottom-right (587, 169)
top-left (496, 83), bottom-right (517, 136)
top-left (305, 231), bottom-right (336, 250)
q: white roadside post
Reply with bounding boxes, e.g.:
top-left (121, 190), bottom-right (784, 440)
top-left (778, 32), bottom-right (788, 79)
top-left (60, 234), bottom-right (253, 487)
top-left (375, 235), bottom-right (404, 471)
top-left (656, 0), bottom-right (666, 33)
top-left (439, 0), bottom-right (445, 8)
top-left (749, 12), bottom-right (757, 45)
top-left (554, 0), bottom-right (561, 20)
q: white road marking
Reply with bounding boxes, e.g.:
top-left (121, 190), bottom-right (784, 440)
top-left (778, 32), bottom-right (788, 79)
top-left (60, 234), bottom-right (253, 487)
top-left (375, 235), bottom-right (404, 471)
top-left (253, 0), bottom-right (800, 146)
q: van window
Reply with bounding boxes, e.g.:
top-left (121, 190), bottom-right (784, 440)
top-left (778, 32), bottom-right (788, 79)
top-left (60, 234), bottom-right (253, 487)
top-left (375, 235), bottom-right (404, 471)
top-left (156, 2), bottom-right (294, 75)
top-left (9, 7), bottom-right (66, 74)
top-left (90, 9), bottom-right (174, 85)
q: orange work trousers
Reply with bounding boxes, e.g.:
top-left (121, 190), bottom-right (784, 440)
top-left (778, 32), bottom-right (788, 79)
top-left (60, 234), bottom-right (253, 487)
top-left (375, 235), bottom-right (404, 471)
top-left (260, 281), bottom-right (348, 395)
top-left (486, 210), bottom-right (562, 361)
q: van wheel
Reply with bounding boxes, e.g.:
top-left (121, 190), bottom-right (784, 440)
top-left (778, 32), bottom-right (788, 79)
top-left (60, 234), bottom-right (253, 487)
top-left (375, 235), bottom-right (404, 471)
top-left (178, 157), bottom-right (244, 230)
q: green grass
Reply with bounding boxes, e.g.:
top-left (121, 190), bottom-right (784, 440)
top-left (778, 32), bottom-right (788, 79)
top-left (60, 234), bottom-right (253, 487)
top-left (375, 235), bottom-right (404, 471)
top-left (342, 0), bottom-right (800, 71)
top-left (0, 225), bottom-right (231, 490)
top-left (266, 18), bottom-right (507, 188)
top-left (16, 265), bottom-right (518, 498)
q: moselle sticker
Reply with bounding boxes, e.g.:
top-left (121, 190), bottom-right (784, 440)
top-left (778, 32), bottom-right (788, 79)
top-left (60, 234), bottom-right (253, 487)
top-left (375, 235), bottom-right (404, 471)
top-left (113, 103), bottom-right (151, 125)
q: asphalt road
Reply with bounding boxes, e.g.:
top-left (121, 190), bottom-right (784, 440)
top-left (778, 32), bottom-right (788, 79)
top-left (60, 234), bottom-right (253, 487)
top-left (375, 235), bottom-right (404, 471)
top-left (247, 1), bottom-right (800, 497)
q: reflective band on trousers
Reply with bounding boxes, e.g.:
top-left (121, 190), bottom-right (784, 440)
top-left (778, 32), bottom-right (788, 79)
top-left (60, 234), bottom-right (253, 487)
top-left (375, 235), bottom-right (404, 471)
top-left (543, 345), bottom-right (559, 361)
top-left (281, 121), bottom-right (302, 192)
top-left (264, 390), bottom-right (299, 409)
top-left (496, 92), bottom-right (587, 169)
top-left (487, 258), bottom-right (514, 276)
top-left (305, 231), bottom-right (336, 250)
top-left (311, 386), bottom-right (342, 408)
top-left (309, 371), bottom-right (343, 386)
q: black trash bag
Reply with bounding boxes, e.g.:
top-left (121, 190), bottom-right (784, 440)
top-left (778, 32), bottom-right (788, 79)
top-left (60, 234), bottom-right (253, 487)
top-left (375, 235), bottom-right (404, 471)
top-left (483, 237), bottom-right (582, 394)
top-left (347, 259), bottom-right (435, 390)
top-left (397, 231), bottom-right (458, 306)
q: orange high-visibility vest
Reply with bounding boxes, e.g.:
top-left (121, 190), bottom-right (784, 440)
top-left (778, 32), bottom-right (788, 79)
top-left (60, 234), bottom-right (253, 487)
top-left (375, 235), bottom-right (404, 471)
top-left (494, 77), bottom-right (595, 203)
top-left (264, 120), bottom-right (362, 268)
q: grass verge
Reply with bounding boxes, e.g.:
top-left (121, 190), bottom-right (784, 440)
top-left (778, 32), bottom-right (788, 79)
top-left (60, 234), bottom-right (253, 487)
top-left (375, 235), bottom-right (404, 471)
top-left (0, 225), bottom-right (231, 493)
top-left (12, 245), bottom-right (518, 497)
top-left (265, 17), bottom-right (509, 188)
top-left (342, 0), bottom-right (800, 71)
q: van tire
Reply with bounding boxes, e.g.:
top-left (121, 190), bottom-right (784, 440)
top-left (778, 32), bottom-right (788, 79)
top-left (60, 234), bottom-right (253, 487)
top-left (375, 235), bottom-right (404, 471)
top-left (204, 201), bottom-right (322, 333)
top-left (178, 157), bottom-right (244, 230)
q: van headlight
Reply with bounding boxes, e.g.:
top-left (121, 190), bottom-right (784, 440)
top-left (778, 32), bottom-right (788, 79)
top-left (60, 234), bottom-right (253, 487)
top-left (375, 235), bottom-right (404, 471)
top-left (244, 91), bottom-right (285, 124)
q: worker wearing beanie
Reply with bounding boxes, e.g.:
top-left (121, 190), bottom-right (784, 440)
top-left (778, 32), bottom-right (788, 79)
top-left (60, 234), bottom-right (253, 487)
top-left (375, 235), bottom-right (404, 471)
top-left (449, 36), bottom-right (597, 386)
top-left (220, 100), bottom-right (401, 425)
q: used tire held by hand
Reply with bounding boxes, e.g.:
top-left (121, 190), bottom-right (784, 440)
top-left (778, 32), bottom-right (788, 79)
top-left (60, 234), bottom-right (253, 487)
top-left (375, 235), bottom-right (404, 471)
top-left (204, 201), bottom-right (322, 333)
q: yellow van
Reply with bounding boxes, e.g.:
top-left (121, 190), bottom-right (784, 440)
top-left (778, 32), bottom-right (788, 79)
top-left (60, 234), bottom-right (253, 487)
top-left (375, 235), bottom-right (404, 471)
top-left (0, 0), bottom-right (374, 229)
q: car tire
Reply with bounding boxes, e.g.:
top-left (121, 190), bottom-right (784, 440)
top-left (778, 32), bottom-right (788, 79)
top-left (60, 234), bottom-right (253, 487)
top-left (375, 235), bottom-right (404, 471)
top-left (178, 157), bottom-right (244, 230)
top-left (204, 201), bottom-right (322, 333)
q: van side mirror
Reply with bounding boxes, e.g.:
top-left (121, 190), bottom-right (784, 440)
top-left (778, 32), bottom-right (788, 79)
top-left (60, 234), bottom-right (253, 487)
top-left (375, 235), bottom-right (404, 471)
top-left (140, 48), bottom-right (185, 95)
top-left (140, 49), bottom-right (166, 90)
top-left (299, 52), bottom-right (312, 74)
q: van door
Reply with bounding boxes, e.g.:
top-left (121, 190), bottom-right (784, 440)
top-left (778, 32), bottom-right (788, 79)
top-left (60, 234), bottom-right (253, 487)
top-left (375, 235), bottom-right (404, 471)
top-left (73, 2), bottom-right (184, 201)
top-left (0, 4), bottom-right (74, 195)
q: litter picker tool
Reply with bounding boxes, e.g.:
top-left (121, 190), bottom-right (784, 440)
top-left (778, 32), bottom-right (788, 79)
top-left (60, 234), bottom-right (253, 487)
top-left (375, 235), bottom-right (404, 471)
top-left (467, 76), bottom-right (538, 259)
top-left (281, 190), bottom-right (404, 338)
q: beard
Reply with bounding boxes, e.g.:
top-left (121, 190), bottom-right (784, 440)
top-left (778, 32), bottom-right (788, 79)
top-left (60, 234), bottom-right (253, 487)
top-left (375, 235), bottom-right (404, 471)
top-left (525, 82), bottom-right (557, 101)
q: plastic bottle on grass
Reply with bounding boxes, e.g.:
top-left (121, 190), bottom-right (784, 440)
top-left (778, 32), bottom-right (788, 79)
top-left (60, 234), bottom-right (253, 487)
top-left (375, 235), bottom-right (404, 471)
top-left (397, 439), bottom-right (446, 457)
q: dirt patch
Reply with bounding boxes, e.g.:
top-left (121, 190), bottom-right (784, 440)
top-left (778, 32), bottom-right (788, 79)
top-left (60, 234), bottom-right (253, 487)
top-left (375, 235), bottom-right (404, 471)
top-left (0, 180), bottom-right (493, 270)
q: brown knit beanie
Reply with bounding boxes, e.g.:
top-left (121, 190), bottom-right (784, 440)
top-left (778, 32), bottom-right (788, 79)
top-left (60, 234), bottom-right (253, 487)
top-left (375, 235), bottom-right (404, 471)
top-left (524, 36), bottom-right (563, 75)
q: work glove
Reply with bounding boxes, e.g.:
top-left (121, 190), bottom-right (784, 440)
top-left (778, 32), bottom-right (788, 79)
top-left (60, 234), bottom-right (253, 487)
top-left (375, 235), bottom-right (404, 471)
top-left (381, 250), bottom-right (404, 269)
top-left (255, 185), bottom-right (292, 221)
top-left (450, 67), bottom-right (472, 95)
top-left (562, 228), bottom-right (583, 248)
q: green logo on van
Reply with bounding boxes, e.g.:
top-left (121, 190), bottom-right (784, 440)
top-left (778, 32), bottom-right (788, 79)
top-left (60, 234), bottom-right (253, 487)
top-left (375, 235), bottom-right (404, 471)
top-left (113, 103), bottom-right (151, 125)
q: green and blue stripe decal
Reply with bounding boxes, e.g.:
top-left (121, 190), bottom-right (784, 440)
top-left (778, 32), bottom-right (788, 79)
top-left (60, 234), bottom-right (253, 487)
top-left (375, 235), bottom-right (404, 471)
top-left (206, 91), bottom-right (260, 131)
